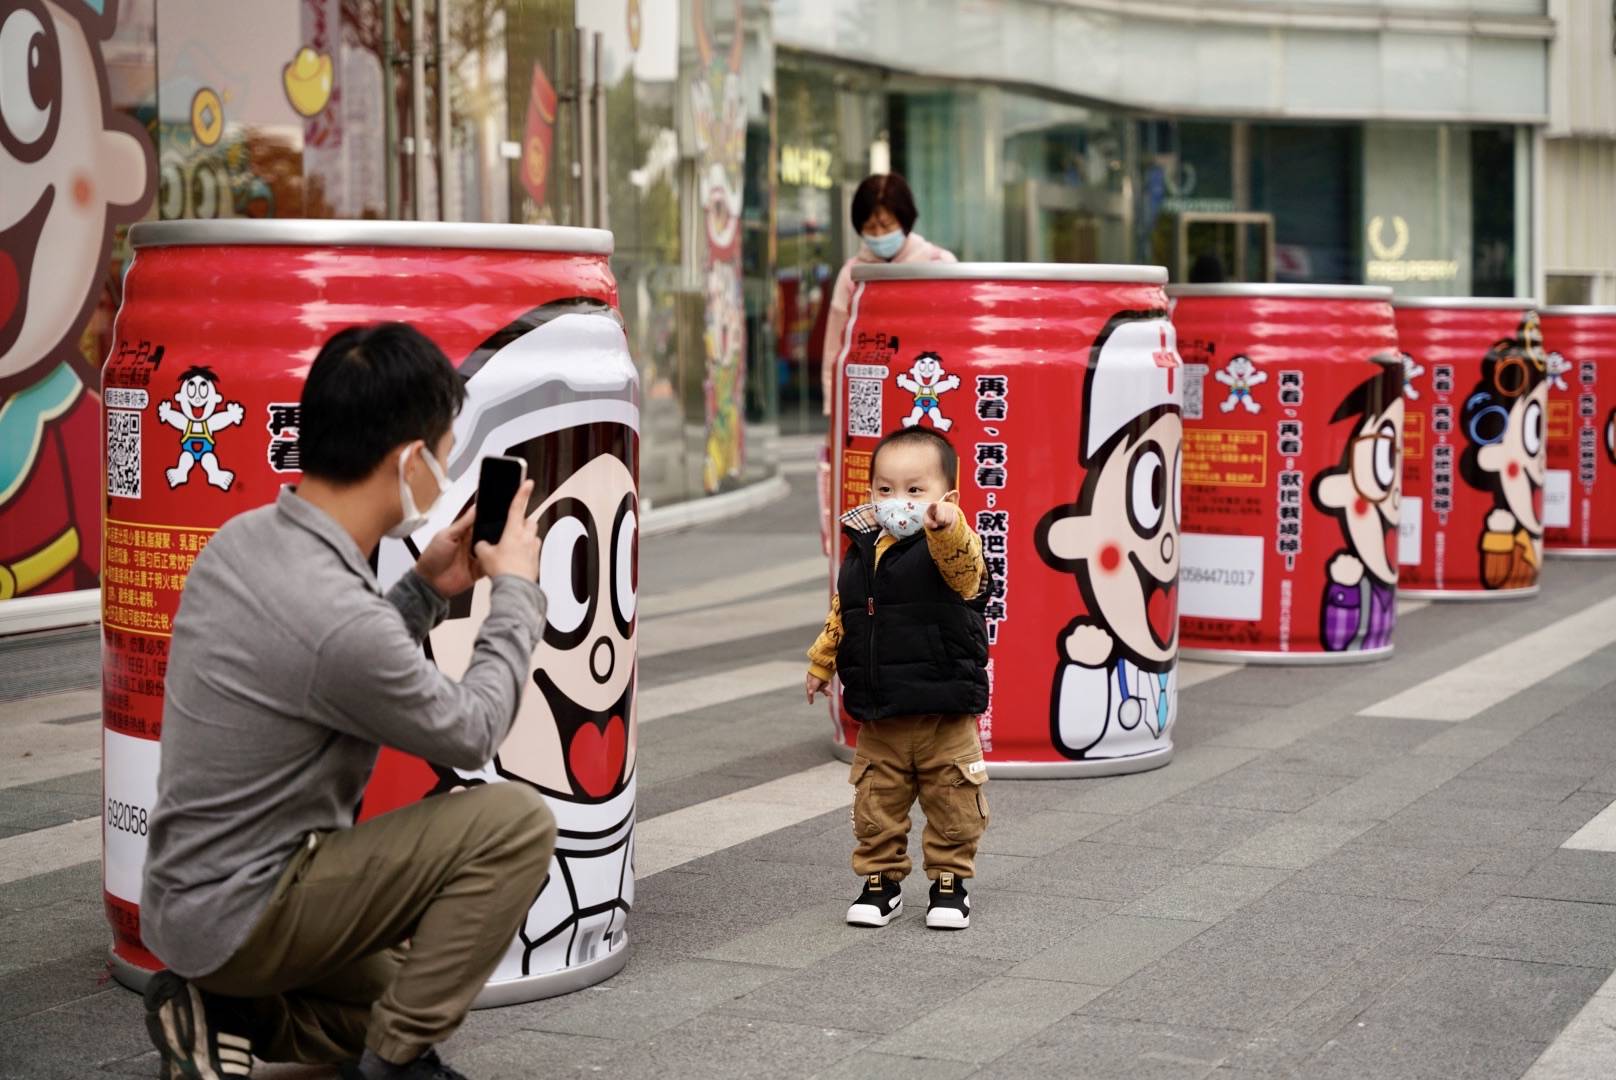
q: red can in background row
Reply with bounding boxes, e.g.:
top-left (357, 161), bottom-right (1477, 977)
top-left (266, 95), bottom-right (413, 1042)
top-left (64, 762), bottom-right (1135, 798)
top-left (1540, 306), bottom-right (1616, 557)
top-left (102, 221), bottom-right (637, 1005)
top-left (1168, 286), bottom-right (1402, 663)
top-left (829, 263), bottom-right (1181, 777)
top-left (1393, 300), bottom-right (1545, 600)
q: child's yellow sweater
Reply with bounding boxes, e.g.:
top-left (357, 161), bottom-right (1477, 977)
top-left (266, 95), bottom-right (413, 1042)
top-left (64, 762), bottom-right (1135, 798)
top-left (806, 511), bottom-right (985, 682)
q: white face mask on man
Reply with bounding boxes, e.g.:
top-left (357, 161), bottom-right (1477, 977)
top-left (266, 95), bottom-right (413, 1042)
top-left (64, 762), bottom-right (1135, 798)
top-left (386, 443), bottom-right (450, 539)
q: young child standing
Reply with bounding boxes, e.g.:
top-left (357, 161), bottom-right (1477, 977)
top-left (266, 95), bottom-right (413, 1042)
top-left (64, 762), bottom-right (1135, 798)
top-left (806, 427), bottom-right (991, 930)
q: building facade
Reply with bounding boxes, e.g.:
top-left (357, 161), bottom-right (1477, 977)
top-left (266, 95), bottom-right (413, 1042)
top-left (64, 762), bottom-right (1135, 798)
top-left (1541, 0), bottom-right (1616, 304)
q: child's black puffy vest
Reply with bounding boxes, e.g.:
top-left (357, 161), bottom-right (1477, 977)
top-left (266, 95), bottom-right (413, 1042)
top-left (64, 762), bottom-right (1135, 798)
top-left (835, 525), bottom-right (990, 721)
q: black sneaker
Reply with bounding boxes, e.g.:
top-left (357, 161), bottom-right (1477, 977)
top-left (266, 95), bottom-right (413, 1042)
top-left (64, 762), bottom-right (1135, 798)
top-left (845, 873), bottom-right (903, 927)
top-left (926, 873), bottom-right (971, 930)
top-left (144, 969), bottom-right (257, 1078)
top-left (352, 1048), bottom-right (469, 1079)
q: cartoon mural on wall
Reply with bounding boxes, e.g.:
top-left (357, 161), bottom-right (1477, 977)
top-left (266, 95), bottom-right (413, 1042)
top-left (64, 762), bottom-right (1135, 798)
top-left (690, 0), bottom-right (747, 493)
top-left (0, 0), bottom-right (155, 602)
top-left (1036, 313), bottom-right (1182, 764)
top-left (1310, 359), bottom-right (1403, 653)
top-left (367, 302), bottom-right (639, 983)
top-left (1459, 313), bottom-right (1548, 591)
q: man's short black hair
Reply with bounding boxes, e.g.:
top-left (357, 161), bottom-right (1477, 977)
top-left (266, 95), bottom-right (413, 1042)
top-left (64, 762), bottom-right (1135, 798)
top-left (851, 172), bottom-right (919, 235)
top-left (299, 322), bottom-right (466, 484)
top-left (871, 427), bottom-right (958, 489)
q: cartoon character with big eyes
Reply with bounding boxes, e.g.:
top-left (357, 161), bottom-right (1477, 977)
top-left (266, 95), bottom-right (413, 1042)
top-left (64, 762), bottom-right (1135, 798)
top-left (1, 0), bottom-right (152, 599)
top-left (1459, 313), bottom-right (1548, 591)
top-left (376, 301), bottom-right (639, 982)
top-left (1036, 312), bottom-right (1182, 763)
top-left (1311, 359), bottom-right (1403, 652)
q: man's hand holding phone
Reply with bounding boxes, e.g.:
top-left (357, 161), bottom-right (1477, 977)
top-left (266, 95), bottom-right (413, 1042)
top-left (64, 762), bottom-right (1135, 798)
top-left (474, 478), bottom-right (540, 581)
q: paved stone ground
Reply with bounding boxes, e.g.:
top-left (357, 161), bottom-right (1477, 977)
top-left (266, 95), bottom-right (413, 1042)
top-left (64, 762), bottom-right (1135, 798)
top-left (4, 465), bottom-right (1616, 1079)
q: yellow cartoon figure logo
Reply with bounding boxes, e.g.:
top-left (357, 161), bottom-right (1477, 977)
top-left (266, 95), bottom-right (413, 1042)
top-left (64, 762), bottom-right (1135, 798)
top-left (282, 46), bottom-right (332, 118)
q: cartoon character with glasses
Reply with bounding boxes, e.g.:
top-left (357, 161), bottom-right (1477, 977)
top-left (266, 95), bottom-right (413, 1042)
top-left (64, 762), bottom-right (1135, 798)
top-left (1311, 359), bottom-right (1403, 652)
top-left (1037, 312), bottom-right (1181, 764)
top-left (376, 301), bottom-right (638, 983)
top-left (1459, 313), bottom-right (1548, 591)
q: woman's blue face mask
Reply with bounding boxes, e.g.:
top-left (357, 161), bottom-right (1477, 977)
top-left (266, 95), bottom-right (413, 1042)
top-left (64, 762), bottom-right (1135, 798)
top-left (863, 229), bottom-right (905, 260)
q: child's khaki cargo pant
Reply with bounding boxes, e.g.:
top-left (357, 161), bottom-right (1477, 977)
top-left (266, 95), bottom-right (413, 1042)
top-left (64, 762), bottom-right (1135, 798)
top-left (849, 713), bottom-right (989, 880)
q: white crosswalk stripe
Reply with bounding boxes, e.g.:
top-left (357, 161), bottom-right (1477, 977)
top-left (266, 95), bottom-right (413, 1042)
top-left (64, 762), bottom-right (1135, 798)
top-left (1358, 593), bottom-right (1616, 722)
top-left (640, 661), bottom-right (808, 724)
top-left (0, 816), bottom-right (99, 886)
top-left (641, 557), bottom-right (827, 619)
top-left (639, 587), bottom-right (826, 659)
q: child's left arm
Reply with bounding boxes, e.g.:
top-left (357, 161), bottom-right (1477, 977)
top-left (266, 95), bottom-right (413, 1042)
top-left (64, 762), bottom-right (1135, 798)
top-left (924, 503), bottom-right (985, 599)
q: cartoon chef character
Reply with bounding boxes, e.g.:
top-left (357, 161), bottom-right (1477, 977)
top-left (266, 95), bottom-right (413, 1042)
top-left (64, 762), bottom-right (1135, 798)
top-left (1, 0), bottom-right (153, 598)
top-left (1036, 312), bottom-right (1182, 763)
top-left (897, 351), bottom-right (960, 431)
top-left (377, 300), bottom-right (639, 983)
top-left (156, 366), bottom-right (246, 490)
top-left (1459, 313), bottom-right (1548, 591)
top-left (1311, 358), bottom-right (1403, 653)
top-left (1215, 354), bottom-right (1267, 414)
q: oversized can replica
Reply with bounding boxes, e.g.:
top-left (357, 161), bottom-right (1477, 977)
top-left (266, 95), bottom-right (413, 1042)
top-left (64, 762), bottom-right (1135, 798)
top-left (1393, 299), bottom-right (1546, 599)
top-left (101, 221), bottom-right (639, 1004)
top-left (1540, 306), bottom-right (1616, 557)
top-left (829, 263), bottom-right (1181, 777)
top-left (1168, 285), bottom-right (1403, 663)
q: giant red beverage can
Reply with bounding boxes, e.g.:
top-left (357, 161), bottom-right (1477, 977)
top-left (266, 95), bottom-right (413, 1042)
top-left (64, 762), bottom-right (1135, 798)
top-left (1540, 306), bottom-right (1616, 557)
top-left (829, 263), bottom-right (1181, 777)
top-left (102, 221), bottom-right (638, 1005)
top-left (1168, 285), bottom-right (1402, 663)
top-left (1394, 300), bottom-right (1546, 599)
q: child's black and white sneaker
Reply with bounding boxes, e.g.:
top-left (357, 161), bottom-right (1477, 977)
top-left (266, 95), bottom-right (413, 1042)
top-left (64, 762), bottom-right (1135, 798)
top-left (144, 969), bottom-right (258, 1078)
top-left (846, 873), bottom-right (904, 926)
top-left (926, 873), bottom-right (971, 930)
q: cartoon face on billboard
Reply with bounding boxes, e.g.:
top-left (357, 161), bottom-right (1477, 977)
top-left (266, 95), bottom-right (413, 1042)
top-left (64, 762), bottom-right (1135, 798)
top-left (1311, 359), bottom-right (1403, 652)
top-left (1, 0), bottom-right (153, 392)
top-left (1036, 312), bottom-right (1182, 762)
top-left (376, 300), bottom-right (639, 981)
top-left (1459, 313), bottom-right (1548, 590)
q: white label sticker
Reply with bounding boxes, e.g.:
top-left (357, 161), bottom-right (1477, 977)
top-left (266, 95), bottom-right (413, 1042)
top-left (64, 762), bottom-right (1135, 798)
top-left (844, 363), bottom-right (890, 380)
top-left (1398, 496), bottom-right (1423, 565)
top-left (104, 388), bottom-right (149, 410)
top-left (103, 728), bottom-right (162, 904)
top-left (1179, 533), bottom-right (1264, 621)
top-left (1544, 469), bottom-right (1572, 529)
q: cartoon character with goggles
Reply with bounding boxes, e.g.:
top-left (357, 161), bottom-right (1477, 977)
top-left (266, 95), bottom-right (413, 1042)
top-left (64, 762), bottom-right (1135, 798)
top-left (1311, 358), bottom-right (1403, 652)
top-left (1459, 313), bottom-right (1548, 591)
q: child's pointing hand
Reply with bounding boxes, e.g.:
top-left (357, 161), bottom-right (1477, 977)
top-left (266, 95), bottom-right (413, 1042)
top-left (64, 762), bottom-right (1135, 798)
top-left (924, 500), bottom-right (959, 532)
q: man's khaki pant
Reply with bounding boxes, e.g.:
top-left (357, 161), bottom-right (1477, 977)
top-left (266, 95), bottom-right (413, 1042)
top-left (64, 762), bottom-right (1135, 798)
top-left (195, 782), bottom-right (556, 1065)
top-left (849, 713), bottom-right (989, 881)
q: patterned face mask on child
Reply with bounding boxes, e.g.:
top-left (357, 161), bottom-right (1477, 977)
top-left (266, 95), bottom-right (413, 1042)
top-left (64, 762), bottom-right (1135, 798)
top-left (874, 498), bottom-right (926, 539)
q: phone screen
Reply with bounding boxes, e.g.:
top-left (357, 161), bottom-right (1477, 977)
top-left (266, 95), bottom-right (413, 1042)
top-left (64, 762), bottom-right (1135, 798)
top-left (473, 455), bottom-right (527, 547)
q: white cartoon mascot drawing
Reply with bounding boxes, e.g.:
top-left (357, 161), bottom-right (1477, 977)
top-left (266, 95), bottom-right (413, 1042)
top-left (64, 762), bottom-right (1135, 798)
top-left (375, 300), bottom-right (638, 984)
top-left (1400, 351), bottom-right (1425, 401)
top-left (897, 351), bottom-right (960, 431)
top-left (1215, 354), bottom-right (1267, 414)
top-left (1546, 351), bottom-right (1571, 393)
top-left (1036, 312), bottom-right (1182, 765)
top-left (156, 365), bottom-right (245, 490)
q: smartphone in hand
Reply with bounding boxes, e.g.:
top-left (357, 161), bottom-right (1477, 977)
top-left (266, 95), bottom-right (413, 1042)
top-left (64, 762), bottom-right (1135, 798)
top-left (472, 455), bottom-right (528, 548)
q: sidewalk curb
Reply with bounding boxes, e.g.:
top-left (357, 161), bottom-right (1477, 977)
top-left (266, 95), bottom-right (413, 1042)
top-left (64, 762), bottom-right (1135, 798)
top-left (642, 474), bottom-right (792, 538)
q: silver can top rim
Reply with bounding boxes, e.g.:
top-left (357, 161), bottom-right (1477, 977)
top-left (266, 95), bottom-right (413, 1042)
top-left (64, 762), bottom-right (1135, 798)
top-left (851, 262), bottom-right (1167, 285)
top-left (1168, 284), bottom-right (1393, 301)
top-left (130, 219), bottom-right (615, 255)
top-left (1537, 305), bottom-right (1616, 316)
top-left (1391, 296), bottom-right (1538, 310)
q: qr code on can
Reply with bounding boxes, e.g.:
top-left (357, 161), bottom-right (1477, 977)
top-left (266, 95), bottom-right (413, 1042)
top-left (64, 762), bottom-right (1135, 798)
top-left (107, 410), bottom-right (141, 498)
top-left (847, 378), bottom-right (883, 438)
top-left (1181, 364), bottom-right (1208, 422)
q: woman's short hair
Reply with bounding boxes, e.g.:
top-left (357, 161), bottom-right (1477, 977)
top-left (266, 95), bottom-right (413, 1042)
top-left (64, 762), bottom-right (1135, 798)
top-left (851, 173), bottom-right (919, 234)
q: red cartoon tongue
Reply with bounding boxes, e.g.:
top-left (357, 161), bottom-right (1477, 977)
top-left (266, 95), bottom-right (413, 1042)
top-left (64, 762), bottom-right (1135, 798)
top-left (0, 250), bottom-right (17, 326)
top-left (1147, 582), bottom-right (1178, 646)
top-left (568, 715), bottom-right (627, 799)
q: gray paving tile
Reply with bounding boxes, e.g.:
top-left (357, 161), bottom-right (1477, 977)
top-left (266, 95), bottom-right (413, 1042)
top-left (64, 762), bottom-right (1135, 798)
top-left (1052, 748), bottom-right (1263, 815)
top-left (1169, 763), bottom-right (1355, 813)
top-left (1512, 849), bottom-right (1616, 906)
top-left (1407, 872), bottom-right (1522, 931)
top-left (994, 841), bottom-right (1208, 903)
top-left (583, 1013), bottom-right (874, 1080)
top-left (1442, 896), bottom-right (1616, 968)
top-left (521, 957), bottom-right (788, 1042)
top-left (434, 1029), bottom-right (615, 1079)
top-left (698, 901), bottom-right (864, 969)
top-left (0, 861), bottom-right (100, 915)
top-left (1259, 717), bottom-right (1453, 779)
top-left (1213, 819), bottom-right (1375, 870)
top-left (0, 899), bottom-right (105, 976)
top-left (0, 947), bottom-right (110, 1023)
top-left (972, 1014), bottom-right (1244, 1080)
top-left (977, 808), bottom-right (1120, 857)
top-left (1122, 863), bottom-right (1293, 924)
top-left (871, 974), bottom-right (1103, 1064)
top-left (0, 790), bottom-right (97, 832)
top-left (872, 889), bottom-right (1114, 964)
top-left (1286, 842), bottom-right (1488, 902)
top-left (1521, 990), bottom-right (1616, 1080)
top-left (1008, 915), bottom-right (1210, 985)
top-left (0, 991), bottom-right (153, 1079)
top-left (716, 943), bottom-right (1003, 1034)
top-left (1087, 804), bottom-right (1287, 857)
top-left (812, 1051), bottom-right (978, 1080)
